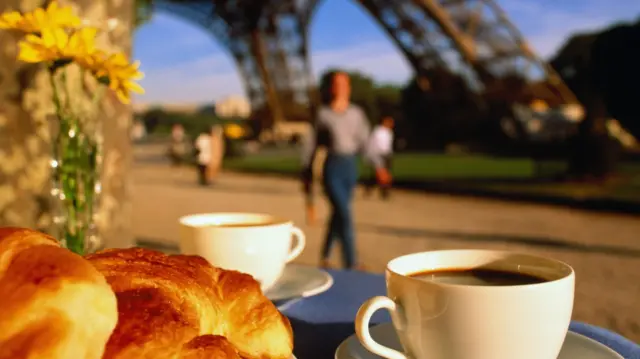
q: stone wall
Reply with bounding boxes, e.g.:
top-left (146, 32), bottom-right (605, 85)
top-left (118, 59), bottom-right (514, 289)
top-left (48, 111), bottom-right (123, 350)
top-left (0, 0), bottom-right (134, 248)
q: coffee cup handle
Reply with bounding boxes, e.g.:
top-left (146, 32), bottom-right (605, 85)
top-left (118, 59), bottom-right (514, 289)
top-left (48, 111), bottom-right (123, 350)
top-left (286, 226), bottom-right (306, 263)
top-left (356, 296), bottom-right (407, 359)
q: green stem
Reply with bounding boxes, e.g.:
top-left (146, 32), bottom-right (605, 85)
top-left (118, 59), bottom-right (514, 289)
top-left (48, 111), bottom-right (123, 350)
top-left (49, 70), bottom-right (63, 114)
top-left (60, 67), bottom-right (71, 112)
top-left (48, 65), bottom-right (104, 255)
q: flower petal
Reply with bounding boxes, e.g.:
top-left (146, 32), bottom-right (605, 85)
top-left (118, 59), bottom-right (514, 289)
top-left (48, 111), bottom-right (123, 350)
top-left (0, 12), bottom-right (23, 29)
top-left (126, 81), bottom-right (145, 94)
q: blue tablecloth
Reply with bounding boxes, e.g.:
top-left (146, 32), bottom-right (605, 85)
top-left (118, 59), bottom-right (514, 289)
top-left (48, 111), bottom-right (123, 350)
top-left (280, 269), bottom-right (640, 359)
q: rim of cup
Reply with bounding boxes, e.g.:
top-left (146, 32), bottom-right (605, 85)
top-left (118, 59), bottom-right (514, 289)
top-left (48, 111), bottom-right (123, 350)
top-left (387, 249), bottom-right (575, 289)
top-left (179, 212), bottom-right (292, 228)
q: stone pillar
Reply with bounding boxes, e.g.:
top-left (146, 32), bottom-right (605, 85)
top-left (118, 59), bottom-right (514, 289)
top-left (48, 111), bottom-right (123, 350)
top-left (0, 0), bottom-right (134, 249)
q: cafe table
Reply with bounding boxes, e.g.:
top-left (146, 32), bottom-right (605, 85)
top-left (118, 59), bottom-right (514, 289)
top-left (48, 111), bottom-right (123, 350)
top-left (277, 268), bottom-right (640, 359)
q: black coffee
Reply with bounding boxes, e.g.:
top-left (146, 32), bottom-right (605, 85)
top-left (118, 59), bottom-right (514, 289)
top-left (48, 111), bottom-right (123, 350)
top-left (409, 268), bottom-right (547, 286)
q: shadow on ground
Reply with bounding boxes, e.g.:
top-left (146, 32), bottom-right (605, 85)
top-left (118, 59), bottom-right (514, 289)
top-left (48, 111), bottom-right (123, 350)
top-left (136, 172), bottom-right (300, 197)
top-left (359, 223), bottom-right (640, 258)
top-left (391, 179), bottom-right (640, 215)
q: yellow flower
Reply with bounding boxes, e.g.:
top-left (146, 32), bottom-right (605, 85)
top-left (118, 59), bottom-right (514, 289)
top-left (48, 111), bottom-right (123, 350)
top-left (18, 27), bottom-right (67, 63)
top-left (96, 52), bottom-right (145, 104)
top-left (0, 12), bottom-right (22, 29)
top-left (17, 26), bottom-right (99, 64)
top-left (0, 1), bottom-right (80, 33)
top-left (76, 49), bottom-right (108, 73)
top-left (65, 27), bottom-right (98, 59)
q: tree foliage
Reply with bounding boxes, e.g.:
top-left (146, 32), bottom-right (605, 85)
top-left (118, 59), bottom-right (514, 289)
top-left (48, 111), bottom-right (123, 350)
top-left (134, 0), bottom-right (154, 29)
top-left (551, 18), bottom-right (640, 138)
top-left (550, 18), bottom-right (640, 178)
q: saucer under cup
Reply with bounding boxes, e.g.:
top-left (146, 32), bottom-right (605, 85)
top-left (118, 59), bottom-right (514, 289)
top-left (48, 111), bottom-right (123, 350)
top-left (337, 323), bottom-right (622, 359)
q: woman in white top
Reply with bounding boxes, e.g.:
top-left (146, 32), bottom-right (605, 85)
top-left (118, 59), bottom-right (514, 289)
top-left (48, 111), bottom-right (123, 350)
top-left (364, 116), bottom-right (395, 199)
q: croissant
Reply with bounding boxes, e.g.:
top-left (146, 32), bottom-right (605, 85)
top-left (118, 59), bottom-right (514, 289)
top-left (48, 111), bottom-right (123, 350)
top-left (0, 227), bottom-right (118, 359)
top-left (86, 247), bottom-right (294, 359)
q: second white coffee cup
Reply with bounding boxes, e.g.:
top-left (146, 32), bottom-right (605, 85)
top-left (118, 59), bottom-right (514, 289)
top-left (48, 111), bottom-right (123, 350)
top-left (179, 212), bottom-right (306, 291)
top-left (356, 249), bottom-right (575, 359)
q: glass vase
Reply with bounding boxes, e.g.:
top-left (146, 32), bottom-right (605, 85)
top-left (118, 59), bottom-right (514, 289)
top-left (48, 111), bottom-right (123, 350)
top-left (49, 114), bottom-right (103, 255)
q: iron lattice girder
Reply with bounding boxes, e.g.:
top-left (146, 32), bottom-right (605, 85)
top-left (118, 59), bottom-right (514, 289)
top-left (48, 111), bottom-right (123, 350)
top-left (154, 0), bottom-right (577, 123)
top-left (155, 0), bottom-right (313, 123)
top-left (154, 0), bottom-right (266, 106)
top-left (354, 0), bottom-right (483, 91)
top-left (415, 0), bottom-right (576, 103)
top-left (257, 1), bottom-right (315, 105)
top-left (303, 0), bottom-right (574, 103)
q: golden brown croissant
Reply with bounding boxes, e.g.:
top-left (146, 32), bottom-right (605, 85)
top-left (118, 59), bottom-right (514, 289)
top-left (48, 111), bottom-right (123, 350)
top-left (0, 227), bottom-right (118, 359)
top-left (86, 247), bottom-right (294, 359)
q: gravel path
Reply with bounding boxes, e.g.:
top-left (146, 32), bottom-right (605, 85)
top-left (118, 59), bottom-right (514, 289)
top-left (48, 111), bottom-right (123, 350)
top-left (132, 150), bottom-right (640, 343)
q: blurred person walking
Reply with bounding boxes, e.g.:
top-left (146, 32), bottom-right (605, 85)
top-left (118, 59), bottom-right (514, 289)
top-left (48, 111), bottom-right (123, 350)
top-left (301, 71), bottom-right (391, 270)
top-left (364, 116), bottom-right (395, 200)
top-left (168, 124), bottom-right (187, 166)
top-left (194, 130), bottom-right (212, 186)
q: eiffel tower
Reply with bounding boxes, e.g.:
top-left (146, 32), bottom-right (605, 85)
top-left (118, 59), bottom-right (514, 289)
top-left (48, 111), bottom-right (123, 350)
top-left (154, 0), bottom-right (578, 127)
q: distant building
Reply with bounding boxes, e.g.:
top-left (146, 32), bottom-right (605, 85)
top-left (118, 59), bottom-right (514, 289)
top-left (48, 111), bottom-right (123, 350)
top-left (215, 95), bottom-right (251, 119)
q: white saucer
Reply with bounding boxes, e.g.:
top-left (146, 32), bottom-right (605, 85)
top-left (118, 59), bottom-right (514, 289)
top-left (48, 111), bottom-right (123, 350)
top-left (335, 323), bottom-right (623, 359)
top-left (264, 264), bottom-right (333, 301)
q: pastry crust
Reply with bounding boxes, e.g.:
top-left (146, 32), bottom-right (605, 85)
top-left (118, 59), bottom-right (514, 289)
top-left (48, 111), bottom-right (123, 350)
top-left (86, 247), bottom-right (294, 359)
top-left (0, 227), bottom-right (118, 359)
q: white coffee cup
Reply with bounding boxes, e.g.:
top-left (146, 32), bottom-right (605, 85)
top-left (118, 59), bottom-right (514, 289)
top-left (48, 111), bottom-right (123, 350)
top-left (179, 212), bottom-right (306, 291)
top-left (355, 250), bottom-right (575, 359)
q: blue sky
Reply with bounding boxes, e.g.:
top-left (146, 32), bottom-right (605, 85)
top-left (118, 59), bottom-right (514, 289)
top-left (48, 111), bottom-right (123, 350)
top-left (133, 0), bottom-right (640, 105)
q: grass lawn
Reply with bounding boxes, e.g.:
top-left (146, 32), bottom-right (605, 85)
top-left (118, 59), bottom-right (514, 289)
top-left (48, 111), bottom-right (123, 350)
top-left (224, 153), bottom-right (564, 178)
top-left (223, 152), bottom-right (640, 205)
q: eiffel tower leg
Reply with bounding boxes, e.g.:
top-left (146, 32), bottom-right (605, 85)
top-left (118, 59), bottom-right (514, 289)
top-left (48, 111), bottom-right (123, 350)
top-left (153, 1), bottom-right (277, 126)
top-left (258, 3), bottom-right (315, 126)
top-left (250, 30), bottom-right (286, 127)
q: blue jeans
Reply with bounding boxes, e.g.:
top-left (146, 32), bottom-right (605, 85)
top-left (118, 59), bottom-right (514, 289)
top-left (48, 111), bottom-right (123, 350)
top-left (321, 154), bottom-right (358, 269)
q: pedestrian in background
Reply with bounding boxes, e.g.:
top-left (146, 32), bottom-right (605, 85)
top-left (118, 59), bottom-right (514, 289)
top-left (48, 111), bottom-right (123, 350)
top-left (364, 115), bottom-right (395, 200)
top-left (168, 123), bottom-right (187, 166)
top-left (194, 130), bottom-right (212, 186)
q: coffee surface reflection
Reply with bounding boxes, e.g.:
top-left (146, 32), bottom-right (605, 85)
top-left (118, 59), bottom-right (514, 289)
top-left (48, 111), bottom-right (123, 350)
top-left (410, 268), bottom-right (547, 286)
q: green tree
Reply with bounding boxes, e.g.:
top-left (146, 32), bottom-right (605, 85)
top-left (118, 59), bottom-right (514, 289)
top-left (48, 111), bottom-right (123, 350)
top-left (375, 84), bottom-right (402, 120)
top-left (349, 71), bottom-right (379, 124)
top-left (134, 0), bottom-right (154, 29)
top-left (551, 18), bottom-right (640, 179)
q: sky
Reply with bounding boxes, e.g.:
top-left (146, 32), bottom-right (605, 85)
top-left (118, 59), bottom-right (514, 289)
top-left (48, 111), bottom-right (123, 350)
top-left (133, 0), bottom-right (640, 105)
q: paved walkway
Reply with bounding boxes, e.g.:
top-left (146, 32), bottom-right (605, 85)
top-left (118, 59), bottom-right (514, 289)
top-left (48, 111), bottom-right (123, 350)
top-left (132, 154), bottom-right (640, 343)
